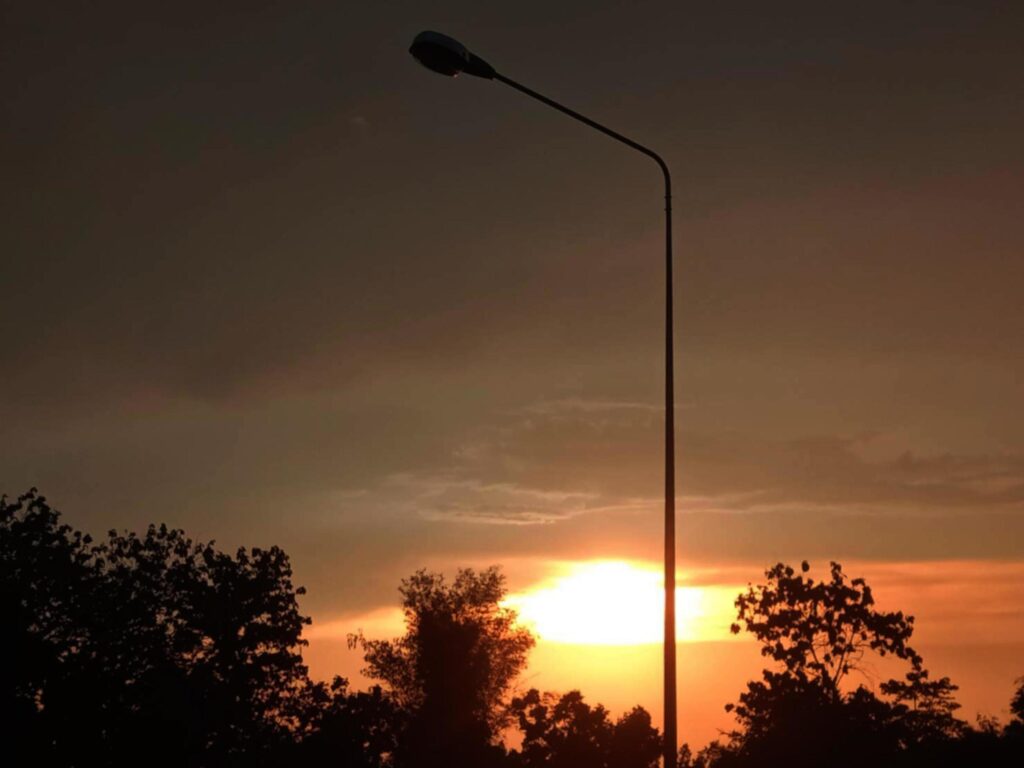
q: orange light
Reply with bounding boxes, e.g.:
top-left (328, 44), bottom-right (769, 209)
top-left (505, 560), bottom-right (738, 645)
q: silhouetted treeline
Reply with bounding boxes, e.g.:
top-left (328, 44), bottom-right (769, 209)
top-left (2, 489), bottom-right (313, 765)
top-left (3, 489), bottom-right (1023, 767)
top-left (679, 561), bottom-right (1024, 768)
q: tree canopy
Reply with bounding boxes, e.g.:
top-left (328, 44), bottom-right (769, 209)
top-left (2, 489), bottom-right (320, 765)
top-left (351, 566), bottom-right (536, 767)
top-left (730, 560), bottom-right (917, 697)
top-left (1012, 677), bottom-right (1024, 723)
top-left (717, 561), bottom-right (966, 767)
top-left (511, 688), bottom-right (661, 768)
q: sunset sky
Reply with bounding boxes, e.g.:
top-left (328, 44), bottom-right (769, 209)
top-left (3, 0), bottom-right (1023, 749)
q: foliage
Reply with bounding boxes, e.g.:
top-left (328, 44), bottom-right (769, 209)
top-left (880, 667), bottom-right (966, 744)
top-left (729, 560), bottom-right (917, 698)
top-left (1, 489), bottom-right (313, 765)
top-left (1005, 676), bottom-right (1024, 746)
top-left (1012, 677), bottom-right (1024, 723)
top-left (510, 688), bottom-right (661, 768)
top-left (679, 741), bottom-right (727, 768)
top-left (350, 566), bottom-right (535, 766)
top-left (292, 676), bottom-right (399, 767)
top-left (721, 561), bottom-right (968, 767)
top-left (0, 488), bottom-right (94, 755)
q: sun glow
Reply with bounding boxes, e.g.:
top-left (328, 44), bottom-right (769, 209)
top-left (505, 560), bottom-right (738, 645)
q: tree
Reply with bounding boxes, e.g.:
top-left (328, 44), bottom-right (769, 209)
top-left (514, 689), bottom-right (614, 768)
top-left (293, 676), bottom-right (399, 767)
top-left (0, 489), bottom-right (94, 758)
top-left (880, 667), bottom-right (965, 745)
top-left (351, 566), bottom-right (535, 767)
top-left (720, 561), bottom-right (964, 767)
top-left (511, 688), bottom-right (661, 768)
top-left (1004, 676), bottom-right (1024, 745)
top-left (609, 704), bottom-right (662, 768)
top-left (1012, 677), bottom-right (1024, 724)
top-left (89, 522), bottom-right (313, 763)
top-left (1, 489), bottom-right (314, 766)
top-left (730, 561), bottom-right (919, 700)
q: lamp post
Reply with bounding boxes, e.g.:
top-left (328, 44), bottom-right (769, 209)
top-left (409, 31), bottom-right (678, 768)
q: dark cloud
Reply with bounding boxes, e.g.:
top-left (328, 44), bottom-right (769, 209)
top-left (382, 398), bottom-right (1024, 522)
top-left (4, 1), bottom-right (1023, 417)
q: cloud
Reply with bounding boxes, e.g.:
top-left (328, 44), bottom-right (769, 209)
top-left (694, 436), bottom-right (1024, 516)
top-left (380, 471), bottom-right (649, 526)
top-left (519, 398), bottom-right (662, 416)
top-left (391, 474), bottom-right (596, 525)
top-left (388, 399), bottom-right (1024, 525)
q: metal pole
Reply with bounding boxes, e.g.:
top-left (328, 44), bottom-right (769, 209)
top-left (662, 170), bottom-right (676, 768)
top-left (493, 73), bottom-right (677, 768)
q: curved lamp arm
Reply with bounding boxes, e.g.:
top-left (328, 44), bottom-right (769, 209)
top-left (494, 73), bottom-right (672, 199)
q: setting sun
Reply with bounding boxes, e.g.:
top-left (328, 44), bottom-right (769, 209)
top-left (505, 560), bottom-right (739, 645)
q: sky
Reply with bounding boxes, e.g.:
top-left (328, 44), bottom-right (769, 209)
top-left (3, 0), bottom-right (1023, 748)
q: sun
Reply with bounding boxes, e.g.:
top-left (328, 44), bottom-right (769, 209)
top-left (505, 560), bottom-right (736, 645)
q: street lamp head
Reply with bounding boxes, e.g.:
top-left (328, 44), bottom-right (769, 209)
top-left (409, 31), bottom-right (496, 79)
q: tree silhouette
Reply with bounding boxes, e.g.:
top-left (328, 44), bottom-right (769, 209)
top-left (720, 561), bottom-right (965, 767)
top-left (1004, 676), bottom-right (1024, 747)
top-left (879, 667), bottom-right (965, 745)
top-left (350, 566), bottom-right (535, 767)
top-left (1, 489), bottom-right (313, 766)
top-left (730, 561), bottom-right (918, 698)
top-left (510, 688), bottom-right (661, 768)
top-left (1012, 677), bottom-right (1024, 724)
top-left (293, 676), bottom-right (399, 767)
top-left (92, 523), bottom-right (312, 762)
top-left (0, 489), bottom-right (94, 757)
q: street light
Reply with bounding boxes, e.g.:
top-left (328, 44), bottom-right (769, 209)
top-left (409, 30), bottom-right (678, 768)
